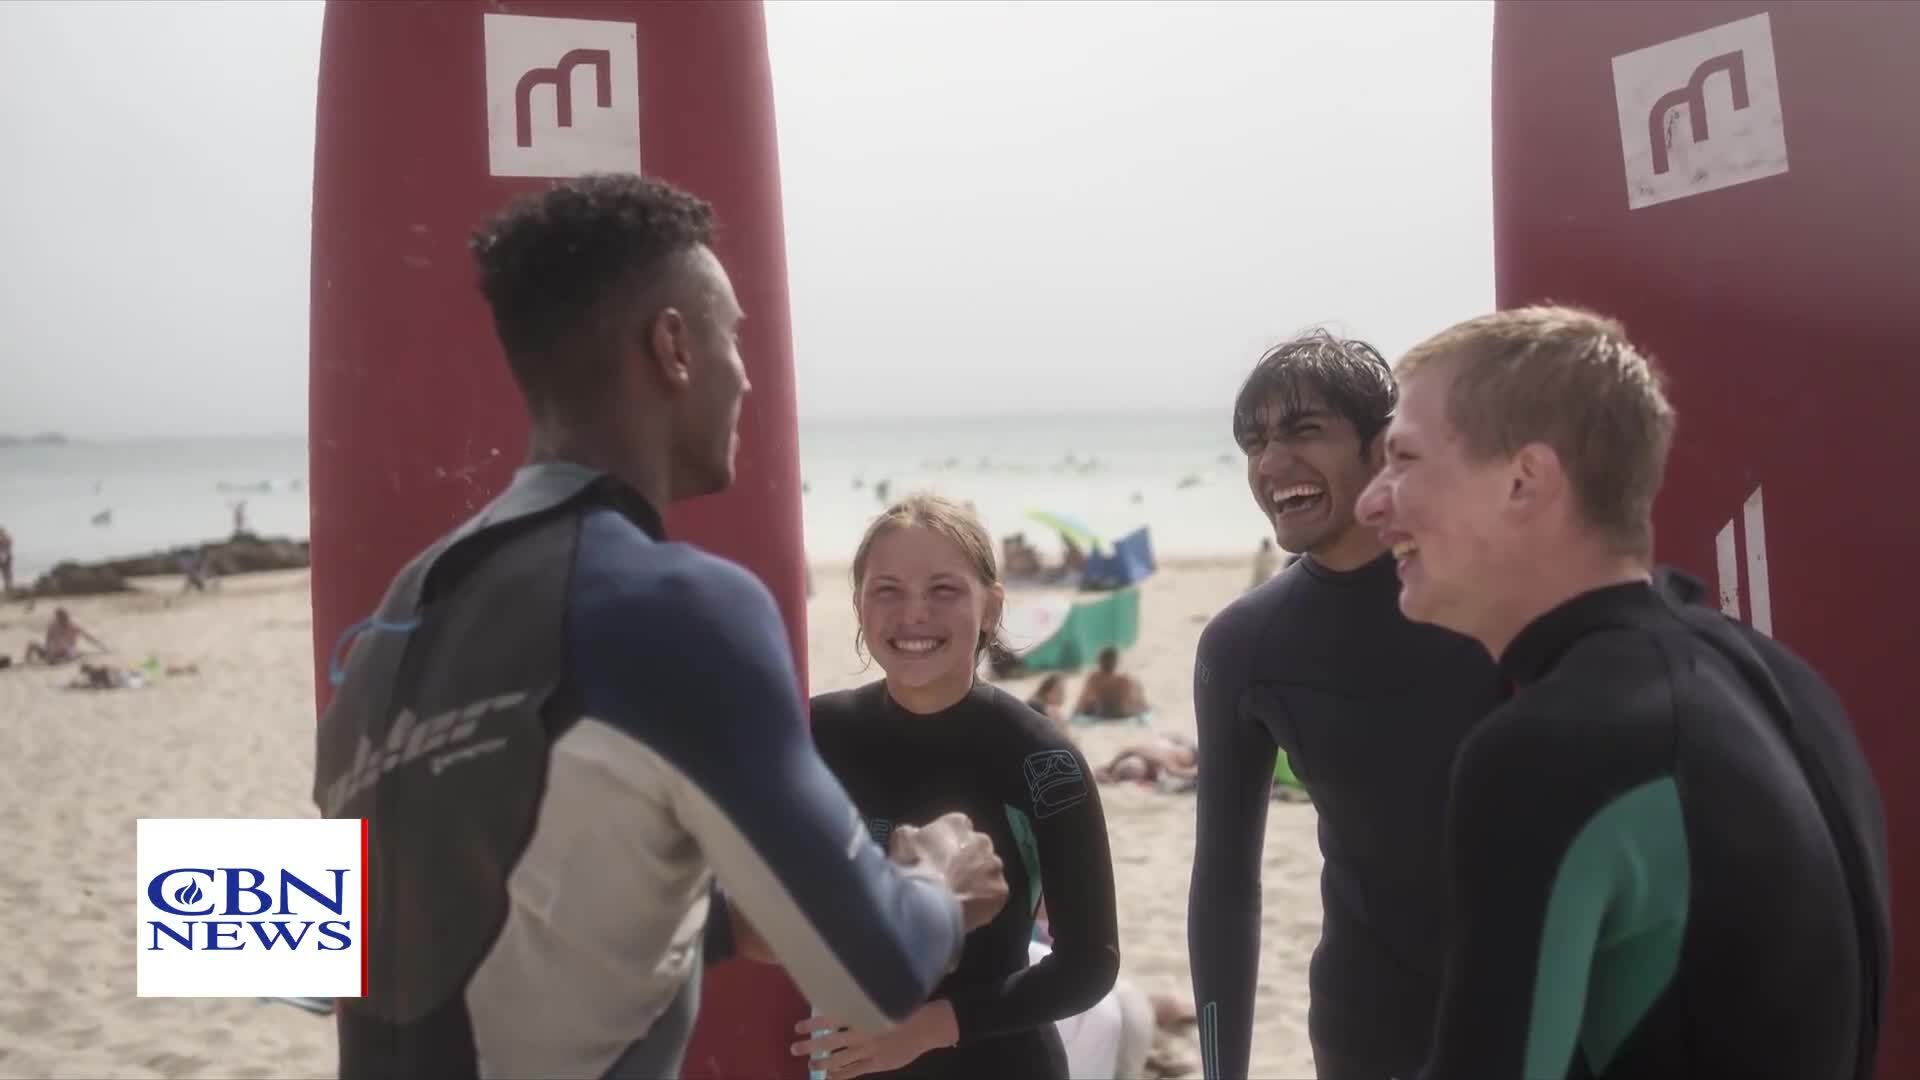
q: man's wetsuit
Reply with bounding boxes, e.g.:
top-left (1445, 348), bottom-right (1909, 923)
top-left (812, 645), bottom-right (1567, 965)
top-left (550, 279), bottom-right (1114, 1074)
top-left (811, 680), bottom-right (1120, 1079)
top-left (1188, 552), bottom-right (1505, 1079)
top-left (313, 463), bottom-right (967, 1080)
top-left (1419, 574), bottom-right (1890, 1080)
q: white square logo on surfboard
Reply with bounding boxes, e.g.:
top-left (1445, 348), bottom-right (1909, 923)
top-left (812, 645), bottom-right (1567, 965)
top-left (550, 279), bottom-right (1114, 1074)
top-left (1611, 13), bottom-right (1788, 211)
top-left (483, 13), bottom-right (642, 179)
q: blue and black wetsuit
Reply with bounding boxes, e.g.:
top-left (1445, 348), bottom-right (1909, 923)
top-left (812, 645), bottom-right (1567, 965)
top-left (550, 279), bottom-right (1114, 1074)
top-left (314, 463), bottom-right (967, 1080)
top-left (811, 680), bottom-right (1120, 1079)
top-left (1187, 552), bottom-right (1505, 1079)
top-left (1418, 574), bottom-right (1890, 1080)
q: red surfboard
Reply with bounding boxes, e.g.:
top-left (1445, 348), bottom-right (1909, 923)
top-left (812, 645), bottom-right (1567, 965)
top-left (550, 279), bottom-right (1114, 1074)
top-left (309, 2), bottom-right (808, 1076)
top-left (1493, 3), bottom-right (1919, 1074)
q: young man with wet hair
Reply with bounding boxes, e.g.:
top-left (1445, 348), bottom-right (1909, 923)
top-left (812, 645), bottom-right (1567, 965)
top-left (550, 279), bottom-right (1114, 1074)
top-left (1188, 330), bottom-right (1504, 1080)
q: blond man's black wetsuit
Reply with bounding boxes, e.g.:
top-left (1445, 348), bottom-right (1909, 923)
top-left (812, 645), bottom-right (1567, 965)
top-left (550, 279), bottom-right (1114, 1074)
top-left (1419, 572), bottom-right (1890, 1080)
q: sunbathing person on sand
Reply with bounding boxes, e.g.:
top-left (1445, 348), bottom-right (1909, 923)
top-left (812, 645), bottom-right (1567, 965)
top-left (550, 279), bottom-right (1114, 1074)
top-left (69, 662), bottom-right (145, 691)
top-left (1094, 734), bottom-right (1197, 787)
top-left (25, 608), bottom-right (106, 665)
top-left (1073, 647), bottom-right (1148, 720)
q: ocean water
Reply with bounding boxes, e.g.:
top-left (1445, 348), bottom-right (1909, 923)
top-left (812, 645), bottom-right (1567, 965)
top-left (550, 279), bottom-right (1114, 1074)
top-left (0, 412), bottom-right (1268, 584)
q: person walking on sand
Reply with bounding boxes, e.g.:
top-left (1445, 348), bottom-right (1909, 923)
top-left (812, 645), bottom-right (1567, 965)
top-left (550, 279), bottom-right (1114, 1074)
top-left (315, 175), bottom-right (1009, 1080)
top-left (1187, 330), bottom-right (1505, 1080)
top-left (0, 525), bottom-right (14, 593)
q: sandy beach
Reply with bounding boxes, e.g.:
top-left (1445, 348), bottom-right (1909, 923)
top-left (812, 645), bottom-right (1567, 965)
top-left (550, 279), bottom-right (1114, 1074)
top-left (0, 557), bottom-right (1321, 1080)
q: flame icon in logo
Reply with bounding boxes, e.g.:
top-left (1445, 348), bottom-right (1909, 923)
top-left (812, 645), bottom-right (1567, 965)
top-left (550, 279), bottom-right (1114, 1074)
top-left (173, 879), bottom-right (204, 907)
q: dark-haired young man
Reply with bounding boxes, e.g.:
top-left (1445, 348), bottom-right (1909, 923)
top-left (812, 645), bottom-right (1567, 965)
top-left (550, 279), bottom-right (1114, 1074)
top-left (1186, 330), bottom-right (1505, 1080)
top-left (314, 174), bottom-right (1008, 1079)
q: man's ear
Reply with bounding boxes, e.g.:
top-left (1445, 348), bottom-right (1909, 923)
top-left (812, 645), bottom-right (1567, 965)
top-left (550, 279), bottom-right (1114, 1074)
top-left (1507, 442), bottom-right (1565, 517)
top-left (644, 307), bottom-right (692, 393)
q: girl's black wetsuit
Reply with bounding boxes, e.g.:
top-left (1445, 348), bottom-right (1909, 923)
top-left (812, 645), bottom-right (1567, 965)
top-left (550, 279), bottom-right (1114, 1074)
top-left (812, 680), bottom-right (1121, 1079)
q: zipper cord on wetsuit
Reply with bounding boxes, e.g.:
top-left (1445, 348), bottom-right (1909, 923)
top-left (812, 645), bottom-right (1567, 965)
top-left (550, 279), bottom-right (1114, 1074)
top-left (327, 616), bottom-right (423, 688)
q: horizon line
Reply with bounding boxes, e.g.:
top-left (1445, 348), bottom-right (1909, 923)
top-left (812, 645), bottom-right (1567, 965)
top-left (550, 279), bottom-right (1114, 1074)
top-left (9, 405), bottom-right (1229, 444)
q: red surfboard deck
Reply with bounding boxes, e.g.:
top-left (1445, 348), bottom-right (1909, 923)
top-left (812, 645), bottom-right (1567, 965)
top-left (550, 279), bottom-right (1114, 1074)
top-left (1493, 3), bottom-right (1919, 1073)
top-left (309, 2), bottom-right (807, 1076)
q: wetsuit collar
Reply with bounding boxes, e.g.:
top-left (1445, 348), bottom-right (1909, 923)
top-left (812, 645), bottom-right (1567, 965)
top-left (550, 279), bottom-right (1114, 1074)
top-left (1498, 579), bottom-right (1660, 686)
top-left (1300, 549), bottom-right (1397, 584)
top-left (513, 461), bottom-right (666, 541)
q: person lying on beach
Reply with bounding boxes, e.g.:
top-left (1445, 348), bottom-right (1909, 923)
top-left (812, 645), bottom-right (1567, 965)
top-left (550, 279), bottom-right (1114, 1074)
top-left (1094, 734), bottom-right (1196, 786)
top-left (25, 608), bottom-right (106, 665)
top-left (1073, 648), bottom-right (1148, 720)
top-left (68, 662), bottom-right (146, 691)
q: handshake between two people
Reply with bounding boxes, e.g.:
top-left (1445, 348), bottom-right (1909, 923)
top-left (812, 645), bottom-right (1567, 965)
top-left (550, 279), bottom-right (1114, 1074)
top-left (886, 811), bottom-right (1011, 931)
top-left (728, 810), bottom-right (1010, 964)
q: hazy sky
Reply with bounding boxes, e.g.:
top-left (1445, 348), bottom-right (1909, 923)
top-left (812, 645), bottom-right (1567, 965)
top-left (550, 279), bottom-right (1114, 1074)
top-left (0, 0), bottom-right (1493, 438)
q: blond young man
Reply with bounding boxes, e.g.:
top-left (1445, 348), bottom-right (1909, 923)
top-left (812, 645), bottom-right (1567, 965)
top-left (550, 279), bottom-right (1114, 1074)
top-left (1356, 306), bottom-right (1890, 1080)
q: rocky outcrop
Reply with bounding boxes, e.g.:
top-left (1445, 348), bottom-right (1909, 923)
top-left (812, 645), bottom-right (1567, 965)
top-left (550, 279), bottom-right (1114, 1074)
top-left (24, 533), bottom-right (310, 598)
top-left (26, 562), bottom-right (133, 597)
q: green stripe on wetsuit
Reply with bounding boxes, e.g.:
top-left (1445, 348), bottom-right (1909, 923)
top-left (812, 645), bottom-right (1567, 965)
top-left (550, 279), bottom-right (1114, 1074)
top-left (1527, 776), bottom-right (1689, 1078)
top-left (1005, 804), bottom-right (1043, 917)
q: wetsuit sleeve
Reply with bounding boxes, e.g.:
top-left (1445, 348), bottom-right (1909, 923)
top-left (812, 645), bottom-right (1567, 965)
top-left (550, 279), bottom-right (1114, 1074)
top-left (1186, 615), bottom-right (1276, 1080)
top-left (570, 541), bottom-right (965, 1033)
top-left (946, 738), bottom-right (1120, 1042)
top-left (1418, 718), bottom-right (1688, 1080)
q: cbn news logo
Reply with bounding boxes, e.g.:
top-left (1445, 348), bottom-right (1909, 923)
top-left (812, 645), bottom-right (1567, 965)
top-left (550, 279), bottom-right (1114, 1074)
top-left (136, 818), bottom-right (366, 998)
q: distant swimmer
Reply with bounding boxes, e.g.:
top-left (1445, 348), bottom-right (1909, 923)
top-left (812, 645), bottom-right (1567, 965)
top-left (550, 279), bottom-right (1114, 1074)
top-left (315, 175), bottom-right (1009, 1080)
top-left (1358, 307), bottom-right (1891, 1080)
top-left (800, 495), bottom-right (1118, 1079)
top-left (1188, 330), bottom-right (1503, 1080)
